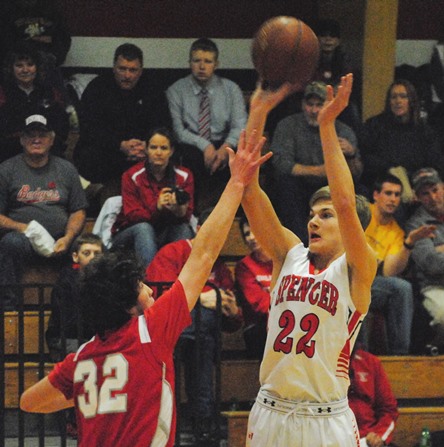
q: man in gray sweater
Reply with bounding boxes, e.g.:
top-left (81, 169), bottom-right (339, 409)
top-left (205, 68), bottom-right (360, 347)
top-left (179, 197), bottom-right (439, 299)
top-left (270, 81), bottom-right (362, 245)
top-left (406, 167), bottom-right (444, 351)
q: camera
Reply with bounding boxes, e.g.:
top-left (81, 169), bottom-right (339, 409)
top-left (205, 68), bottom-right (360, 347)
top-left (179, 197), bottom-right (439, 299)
top-left (425, 344), bottom-right (439, 356)
top-left (170, 186), bottom-right (190, 205)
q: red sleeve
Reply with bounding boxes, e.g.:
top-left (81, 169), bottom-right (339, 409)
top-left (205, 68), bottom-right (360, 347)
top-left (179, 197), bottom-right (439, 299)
top-left (369, 355), bottom-right (399, 444)
top-left (121, 168), bottom-right (159, 224)
top-left (349, 350), bottom-right (398, 444)
top-left (48, 353), bottom-right (77, 400)
top-left (145, 280), bottom-right (192, 350)
top-left (235, 258), bottom-right (270, 315)
top-left (206, 260), bottom-right (234, 291)
top-left (146, 241), bottom-right (191, 297)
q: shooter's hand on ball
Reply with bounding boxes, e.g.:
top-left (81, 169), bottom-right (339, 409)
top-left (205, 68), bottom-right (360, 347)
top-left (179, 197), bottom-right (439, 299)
top-left (246, 81), bottom-right (295, 145)
top-left (249, 80), bottom-right (295, 116)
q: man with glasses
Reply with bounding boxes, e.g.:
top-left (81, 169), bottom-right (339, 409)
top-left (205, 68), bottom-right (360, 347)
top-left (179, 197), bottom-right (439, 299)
top-left (0, 114), bottom-right (87, 309)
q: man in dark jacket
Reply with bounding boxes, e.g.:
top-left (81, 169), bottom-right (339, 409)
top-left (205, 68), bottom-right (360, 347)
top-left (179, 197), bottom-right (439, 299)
top-left (73, 43), bottom-right (171, 202)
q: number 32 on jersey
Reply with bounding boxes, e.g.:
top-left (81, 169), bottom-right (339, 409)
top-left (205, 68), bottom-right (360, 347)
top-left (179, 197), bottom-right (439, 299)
top-left (74, 353), bottom-right (129, 418)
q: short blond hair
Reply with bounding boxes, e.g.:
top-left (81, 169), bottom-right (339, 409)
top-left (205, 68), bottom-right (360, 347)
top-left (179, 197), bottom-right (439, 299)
top-left (309, 186), bottom-right (371, 230)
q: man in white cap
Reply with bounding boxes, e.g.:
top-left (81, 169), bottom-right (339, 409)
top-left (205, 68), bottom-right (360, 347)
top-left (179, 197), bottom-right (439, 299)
top-left (406, 167), bottom-right (444, 352)
top-left (0, 114), bottom-right (87, 309)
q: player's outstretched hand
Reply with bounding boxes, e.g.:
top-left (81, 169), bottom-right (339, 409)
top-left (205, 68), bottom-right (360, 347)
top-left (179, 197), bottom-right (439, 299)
top-left (227, 129), bottom-right (271, 187)
top-left (317, 73), bottom-right (353, 126)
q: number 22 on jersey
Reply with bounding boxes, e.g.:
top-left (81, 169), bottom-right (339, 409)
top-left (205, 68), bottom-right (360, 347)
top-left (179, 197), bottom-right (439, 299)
top-left (273, 311), bottom-right (320, 358)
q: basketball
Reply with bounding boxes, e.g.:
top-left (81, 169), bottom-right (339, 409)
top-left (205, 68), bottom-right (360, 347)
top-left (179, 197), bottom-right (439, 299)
top-left (252, 16), bottom-right (320, 89)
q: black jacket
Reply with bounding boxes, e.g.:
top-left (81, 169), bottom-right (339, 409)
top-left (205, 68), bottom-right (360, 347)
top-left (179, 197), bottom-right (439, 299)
top-left (73, 71), bottom-right (171, 183)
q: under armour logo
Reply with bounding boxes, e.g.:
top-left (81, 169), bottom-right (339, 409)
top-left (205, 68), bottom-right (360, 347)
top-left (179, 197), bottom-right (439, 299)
top-left (317, 407), bottom-right (332, 413)
top-left (263, 398), bottom-right (276, 407)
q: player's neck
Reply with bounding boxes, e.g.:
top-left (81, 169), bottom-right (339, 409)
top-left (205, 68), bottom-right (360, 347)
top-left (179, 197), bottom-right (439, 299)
top-left (309, 250), bottom-right (342, 273)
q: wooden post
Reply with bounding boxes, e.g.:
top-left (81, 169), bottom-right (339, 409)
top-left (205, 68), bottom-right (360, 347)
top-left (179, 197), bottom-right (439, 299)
top-left (362, 0), bottom-right (399, 121)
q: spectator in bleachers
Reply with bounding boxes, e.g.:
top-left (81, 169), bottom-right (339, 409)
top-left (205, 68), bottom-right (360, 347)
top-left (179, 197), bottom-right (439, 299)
top-left (146, 207), bottom-right (243, 443)
top-left (313, 19), bottom-right (354, 87)
top-left (0, 0), bottom-right (71, 69)
top-left (348, 344), bottom-right (399, 446)
top-left (0, 0), bottom-right (72, 108)
top-left (406, 168), bottom-right (444, 352)
top-left (111, 127), bottom-right (194, 268)
top-left (359, 79), bottom-right (443, 201)
top-left (361, 174), bottom-right (435, 355)
top-left (312, 18), bottom-right (362, 133)
top-left (0, 114), bottom-right (87, 309)
top-left (235, 215), bottom-right (272, 359)
top-left (166, 38), bottom-right (247, 212)
top-left (270, 80), bottom-right (362, 245)
top-left (46, 233), bottom-right (104, 362)
top-left (73, 43), bottom-right (171, 204)
top-left (0, 44), bottom-right (70, 163)
top-left (45, 232), bottom-right (103, 439)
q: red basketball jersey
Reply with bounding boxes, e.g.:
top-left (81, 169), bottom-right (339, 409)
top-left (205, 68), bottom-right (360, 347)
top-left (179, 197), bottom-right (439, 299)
top-left (48, 281), bottom-right (191, 447)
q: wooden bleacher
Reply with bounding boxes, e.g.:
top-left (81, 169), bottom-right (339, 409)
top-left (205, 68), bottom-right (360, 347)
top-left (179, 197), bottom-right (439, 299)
top-left (221, 356), bottom-right (444, 447)
top-left (4, 362), bottom-right (54, 408)
top-left (3, 217), bottom-right (444, 446)
top-left (4, 311), bottom-right (50, 355)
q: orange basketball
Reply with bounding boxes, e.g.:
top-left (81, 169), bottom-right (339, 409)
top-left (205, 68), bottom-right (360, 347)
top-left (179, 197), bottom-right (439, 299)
top-left (252, 16), bottom-right (320, 89)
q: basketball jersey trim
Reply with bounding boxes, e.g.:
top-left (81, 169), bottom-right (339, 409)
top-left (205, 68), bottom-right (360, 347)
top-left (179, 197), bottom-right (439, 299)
top-left (151, 363), bottom-right (173, 447)
top-left (138, 314), bottom-right (152, 344)
top-left (335, 310), bottom-right (363, 379)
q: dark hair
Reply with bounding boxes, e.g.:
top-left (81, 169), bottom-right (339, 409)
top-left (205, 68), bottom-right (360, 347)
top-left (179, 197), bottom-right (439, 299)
top-left (385, 79), bottom-right (420, 125)
top-left (79, 251), bottom-right (145, 337)
top-left (373, 173), bottom-right (403, 193)
top-left (189, 38), bottom-right (219, 61)
top-left (2, 44), bottom-right (43, 85)
top-left (114, 43), bottom-right (143, 65)
top-left (314, 19), bottom-right (341, 38)
top-left (146, 127), bottom-right (176, 148)
top-left (72, 233), bottom-right (105, 254)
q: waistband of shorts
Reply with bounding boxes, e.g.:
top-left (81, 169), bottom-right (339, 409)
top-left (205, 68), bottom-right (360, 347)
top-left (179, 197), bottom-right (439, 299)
top-left (256, 389), bottom-right (349, 416)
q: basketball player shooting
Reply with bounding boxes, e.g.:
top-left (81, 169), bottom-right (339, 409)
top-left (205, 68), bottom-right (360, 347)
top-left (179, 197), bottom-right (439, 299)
top-left (242, 74), bottom-right (377, 447)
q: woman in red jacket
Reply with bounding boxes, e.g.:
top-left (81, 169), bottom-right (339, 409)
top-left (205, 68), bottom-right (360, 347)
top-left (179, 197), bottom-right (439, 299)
top-left (112, 127), bottom-right (195, 267)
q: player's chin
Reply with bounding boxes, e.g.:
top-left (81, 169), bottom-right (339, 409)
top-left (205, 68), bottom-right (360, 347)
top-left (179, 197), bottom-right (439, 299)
top-left (308, 237), bottom-right (322, 249)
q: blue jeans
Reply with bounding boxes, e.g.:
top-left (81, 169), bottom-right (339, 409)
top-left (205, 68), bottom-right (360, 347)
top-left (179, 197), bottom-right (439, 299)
top-left (0, 231), bottom-right (37, 308)
top-left (360, 275), bottom-right (414, 355)
top-left (112, 222), bottom-right (194, 268)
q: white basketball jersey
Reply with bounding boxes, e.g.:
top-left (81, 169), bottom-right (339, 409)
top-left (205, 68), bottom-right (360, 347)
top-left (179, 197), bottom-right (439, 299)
top-left (260, 243), bottom-right (364, 403)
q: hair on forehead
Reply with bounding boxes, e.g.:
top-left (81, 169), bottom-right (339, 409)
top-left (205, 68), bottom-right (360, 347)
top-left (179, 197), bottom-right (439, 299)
top-left (309, 186), bottom-right (371, 230)
top-left (72, 233), bottom-right (105, 253)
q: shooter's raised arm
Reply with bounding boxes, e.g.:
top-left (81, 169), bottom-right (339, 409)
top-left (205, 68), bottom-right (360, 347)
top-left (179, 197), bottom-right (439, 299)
top-left (241, 82), bottom-right (300, 278)
top-left (318, 74), bottom-right (377, 313)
